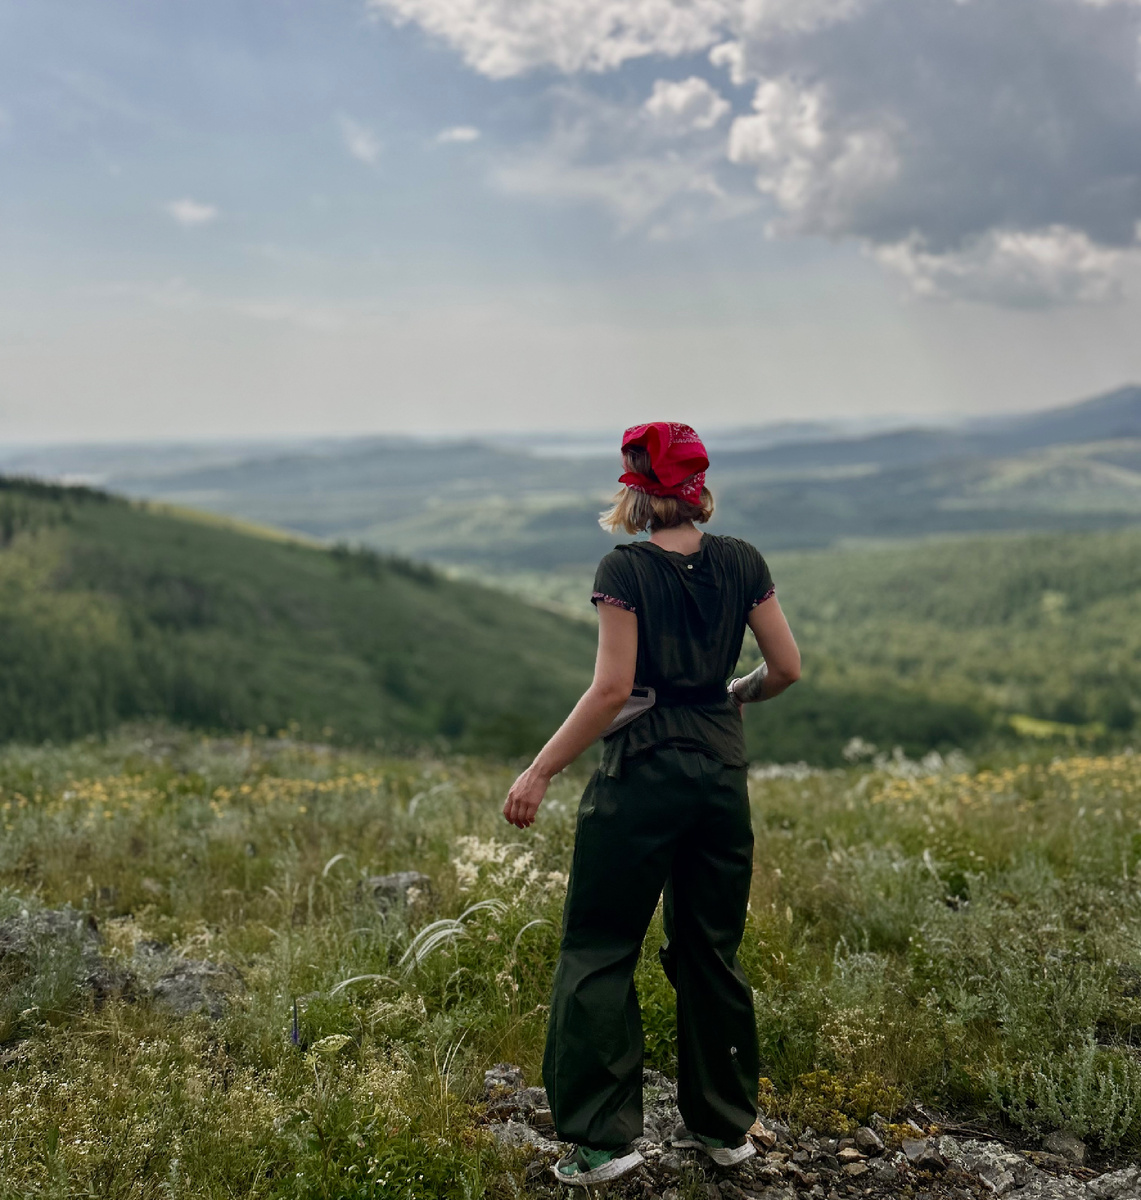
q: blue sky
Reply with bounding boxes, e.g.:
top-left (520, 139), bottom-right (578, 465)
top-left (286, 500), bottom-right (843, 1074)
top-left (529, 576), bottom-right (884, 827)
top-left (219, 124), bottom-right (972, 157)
top-left (2, 0), bottom-right (1140, 441)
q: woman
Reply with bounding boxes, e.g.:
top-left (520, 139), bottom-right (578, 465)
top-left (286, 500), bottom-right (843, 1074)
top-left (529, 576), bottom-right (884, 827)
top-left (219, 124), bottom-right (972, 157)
top-left (503, 421), bottom-right (801, 1187)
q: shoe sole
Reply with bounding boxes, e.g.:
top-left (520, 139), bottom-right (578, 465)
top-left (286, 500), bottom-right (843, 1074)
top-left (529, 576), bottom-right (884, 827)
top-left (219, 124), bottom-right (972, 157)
top-left (670, 1136), bottom-right (757, 1167)
top-left (552, 1148), bottom-right (645, 1186)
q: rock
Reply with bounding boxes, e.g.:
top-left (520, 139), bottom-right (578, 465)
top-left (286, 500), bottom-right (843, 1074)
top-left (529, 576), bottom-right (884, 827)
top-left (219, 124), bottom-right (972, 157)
top-left (749, 1119), bottom-right (778, 1149)
top-left (841, 1162), bottom-right (868, 1178)
top-left (358, 871), bottom-right (432, 912)
top-left (869, 1151), bottom-right (904, 1182)
top-left (1087, 1166), bottom-right (1141, 1199)
top-left (1042, 1130), bottom-right (1086, 1166)
top-left (902, 1138), bottom-right (947, 1172)
top-left (487, 1120), bottom-right (559, 1153)
top-left (937, 1137), bottom-right (1031, 1196)
top-left (0, 907), bottom-right (100, 955)
top-left (854, 1126), bottom-right (884, 1155)
top-left (658, 1152), bottom-right (684, 1174)
top-left (836, 1147), bottom-right (864, 1163)
top-left (481, 1062), bottom-right (524, 1100)
top-left (151, 958), bottom-right (244, 1019)
top-left (0, 907), bottom-right (135, 1003)
top-left (812, 1152), bottom-right (840, 1172)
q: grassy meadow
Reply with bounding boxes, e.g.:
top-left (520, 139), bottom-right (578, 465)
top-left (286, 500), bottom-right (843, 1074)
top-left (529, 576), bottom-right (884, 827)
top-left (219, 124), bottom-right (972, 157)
top-left (2, 728), bottom-right (1141, 1196)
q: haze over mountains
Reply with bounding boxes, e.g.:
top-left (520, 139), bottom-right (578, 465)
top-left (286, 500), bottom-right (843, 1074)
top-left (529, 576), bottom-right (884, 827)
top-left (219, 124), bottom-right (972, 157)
top-left (3, 385), bottom-right (1139, 569)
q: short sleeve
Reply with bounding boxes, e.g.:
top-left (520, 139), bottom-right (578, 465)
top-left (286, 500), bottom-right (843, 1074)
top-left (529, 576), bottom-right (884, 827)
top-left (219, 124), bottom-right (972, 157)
top-left (591, 549), bottom-right (639, 614)
top-left (745, 544), bottom-right (775, 611)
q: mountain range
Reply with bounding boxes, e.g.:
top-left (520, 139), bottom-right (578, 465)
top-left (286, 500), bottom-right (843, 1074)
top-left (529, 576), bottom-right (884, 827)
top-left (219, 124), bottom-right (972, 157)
top-left (3, 385), bottom-right (1139, 569)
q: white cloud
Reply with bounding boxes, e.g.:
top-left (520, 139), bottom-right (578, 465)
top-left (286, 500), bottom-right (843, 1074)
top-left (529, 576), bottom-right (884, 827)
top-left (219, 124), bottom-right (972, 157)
top-left (728, 77), bottom-right (901, 237)
top-left (874, 227), bottom-right (1130, 307)
top-left (338, 114), bottom-right (381, 164)
top-left (492, 86), bottom-right (755, 234)
top-left (366, 0), bottom-right (732, 78)
top-left (644, 77), bottom-right (730, 134)
top-left (436, 125), bottom-right (481, 143)
top-left (165, 199), bottom-right (219, 227)
top-left (368, 0), bottom-right (1141, 306)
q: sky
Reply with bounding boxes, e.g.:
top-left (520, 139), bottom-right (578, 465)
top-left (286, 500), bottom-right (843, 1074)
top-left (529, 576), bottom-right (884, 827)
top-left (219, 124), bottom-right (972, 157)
top-left (1, 0), bottom-right (1141, 442)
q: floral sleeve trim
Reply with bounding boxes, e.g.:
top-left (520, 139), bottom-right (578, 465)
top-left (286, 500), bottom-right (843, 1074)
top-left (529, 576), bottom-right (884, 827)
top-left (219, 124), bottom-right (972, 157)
top-left (592, 591), bottom-right (636, 613)
top-left (749, 586), bottom-right (776, 610)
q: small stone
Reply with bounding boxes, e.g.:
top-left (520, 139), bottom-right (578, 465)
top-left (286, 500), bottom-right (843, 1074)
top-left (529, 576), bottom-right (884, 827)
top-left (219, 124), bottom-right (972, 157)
top-left (837, 1148), bottom-right (864, 1163)
top-left (1087, 1166), bottom-right (1141, 1199)
top-left (841, 1162), bottom-right (868, 1178)
top-left (1042, 1130), bottom-right (1086, 1165)
top-left (151, 958), bottom-right (244, 1019)
top-left (902, 1139), bottom-right (946, 1172)
top-left (792, 1149), bottom-right (811, 1165)
top-left (749, 1119), bottom-right (778, 1149)
top-left (854, 1127), bottom-right (884, 1155)
top-left (658, 1152), bottom-right (684, 1174)
top-left (481, 1062), bottom-right (524, 1100)
top-left (358, 871), bottom-right (432, 912)
top-left (812, 1152), bottom-right (840, 1172)
top-left (836, 1138), bottom-right (855, 1152)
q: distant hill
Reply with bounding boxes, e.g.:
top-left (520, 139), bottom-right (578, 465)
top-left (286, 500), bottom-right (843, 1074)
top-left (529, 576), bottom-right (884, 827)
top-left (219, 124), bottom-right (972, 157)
top-left (4, 384), bottom-right (1141, 568)
top-left (0, 480), bottom-right (594, 753)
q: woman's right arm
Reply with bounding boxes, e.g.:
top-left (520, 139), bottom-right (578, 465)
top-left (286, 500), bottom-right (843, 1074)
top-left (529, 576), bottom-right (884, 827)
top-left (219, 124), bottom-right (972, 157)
top-left (733, 597), bottom-right (801, 704)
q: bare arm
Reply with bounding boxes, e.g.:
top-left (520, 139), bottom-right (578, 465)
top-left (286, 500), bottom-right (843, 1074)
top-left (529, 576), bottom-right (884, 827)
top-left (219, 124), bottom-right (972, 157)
top-left (503, 603), bottom-right (637, 829)
top-left (731, 597), bottom-right (801, 705)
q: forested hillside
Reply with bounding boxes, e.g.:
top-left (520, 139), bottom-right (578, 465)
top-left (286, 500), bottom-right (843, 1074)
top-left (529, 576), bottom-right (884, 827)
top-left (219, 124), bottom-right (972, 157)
top-left (480, 528), bottom-right (1141, 765)
top-left (0, 480), bottom-right (594, 753)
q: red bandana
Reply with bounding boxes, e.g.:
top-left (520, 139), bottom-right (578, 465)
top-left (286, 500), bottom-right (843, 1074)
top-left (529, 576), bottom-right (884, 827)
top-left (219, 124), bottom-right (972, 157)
top-left (619, 422), bottom-right (709, 505)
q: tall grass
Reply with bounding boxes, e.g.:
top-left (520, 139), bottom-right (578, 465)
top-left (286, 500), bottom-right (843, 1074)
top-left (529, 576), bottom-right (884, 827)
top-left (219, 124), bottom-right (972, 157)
top-left (1, 728), bottom-right (1140, 1195)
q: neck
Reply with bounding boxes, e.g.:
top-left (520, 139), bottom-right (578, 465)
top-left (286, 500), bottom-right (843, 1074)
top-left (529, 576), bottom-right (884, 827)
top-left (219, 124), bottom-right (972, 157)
top-left (649, 522), bottom-right (703, 555)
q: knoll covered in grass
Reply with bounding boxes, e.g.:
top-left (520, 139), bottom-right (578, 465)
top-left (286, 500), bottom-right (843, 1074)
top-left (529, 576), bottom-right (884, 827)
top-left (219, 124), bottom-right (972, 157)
top-left (1, 730), bottom-right (1141, 1196)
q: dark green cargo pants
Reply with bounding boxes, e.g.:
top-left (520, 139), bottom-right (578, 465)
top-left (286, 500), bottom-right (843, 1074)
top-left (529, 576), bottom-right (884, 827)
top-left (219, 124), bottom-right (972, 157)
top-left (542, 744), bottom-right (759, 1150)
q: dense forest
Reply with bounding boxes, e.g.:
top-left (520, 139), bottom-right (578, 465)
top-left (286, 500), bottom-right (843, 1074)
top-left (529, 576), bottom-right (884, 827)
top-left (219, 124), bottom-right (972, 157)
top-left (2, 478), bottom-right (1138, 765)
top-left (0, 479), bottom-right (594, 755)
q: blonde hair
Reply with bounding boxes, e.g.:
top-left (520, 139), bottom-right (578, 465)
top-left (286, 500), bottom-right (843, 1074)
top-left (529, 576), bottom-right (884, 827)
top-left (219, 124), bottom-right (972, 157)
top-left (598, 445), bottom-right (715, 535)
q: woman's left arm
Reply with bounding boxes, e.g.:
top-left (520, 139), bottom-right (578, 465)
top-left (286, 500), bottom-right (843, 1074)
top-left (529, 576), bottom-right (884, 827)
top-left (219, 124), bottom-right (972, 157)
top-left (503, 603), bottom-right (637, 829)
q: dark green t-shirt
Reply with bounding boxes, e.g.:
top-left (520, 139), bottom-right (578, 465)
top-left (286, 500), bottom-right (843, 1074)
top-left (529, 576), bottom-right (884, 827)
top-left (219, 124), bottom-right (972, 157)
top-left (591, 533), bottom-right (775, 767)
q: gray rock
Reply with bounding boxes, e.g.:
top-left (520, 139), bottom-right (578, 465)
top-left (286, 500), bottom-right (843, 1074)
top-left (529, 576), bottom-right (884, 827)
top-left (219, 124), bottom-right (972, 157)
top-left (869, 1150), bottom-right (904, 1182)
top-left (358, 872), bottom-right (432, 912)
top-left (0, 907), bottom-right (136, 1002)
top-left (1008, 1175), bottom-right (1088, 1199)
top-left (903, 1138), bottom-right (947, 1172)
top-left (937, 1137), bottom-right (1032, 1195)
top-left (1042, 1131), bottom-right (1086, 1166)
top-left (658, 1152), bottom-right (684, 1174)
top-left (487, 1120), bottom-right (560, 1154)
top-left (151, 958), bottom-right (244, 1019)
top-left (854, 1126), bottom-right (884, 1155)
top-left (0, 906), bottom-right (100, 955)
top-left (1087, 1166), bottom-right (1141, 1199)
top-left (481, 1062), bottom-right (524, 1100)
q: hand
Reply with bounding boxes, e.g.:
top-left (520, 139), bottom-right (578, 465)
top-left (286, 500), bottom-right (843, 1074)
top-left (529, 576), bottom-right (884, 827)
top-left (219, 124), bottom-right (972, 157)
top-left (503, 764), bottom-right (552, 829)
top-left (728, 679), bottom-right (744, 717)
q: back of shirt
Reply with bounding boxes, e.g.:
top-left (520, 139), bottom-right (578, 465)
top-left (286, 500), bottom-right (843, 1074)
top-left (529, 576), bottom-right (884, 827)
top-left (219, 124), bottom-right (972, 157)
top-left (591, 533), bottom-right (775, 765)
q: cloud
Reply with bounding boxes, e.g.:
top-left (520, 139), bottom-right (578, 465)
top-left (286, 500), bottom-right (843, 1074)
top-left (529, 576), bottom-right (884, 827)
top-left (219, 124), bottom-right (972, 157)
top-left (368, 0), bottom-right (1141, 306)
top-left (165, 199), bottom-right (219, 227)
top-left (366, 0), bottom-right (731, 78)
top-left (643, 77), bottom-right (729, 135)
top-left (436, 125), bottom-right (481, 143)
top-left (338, 114), bottom-right (381, 164)
top-left (873, 226), bottom-right (1129, 307)
top-left (492, 86), bottom-right (755, 235)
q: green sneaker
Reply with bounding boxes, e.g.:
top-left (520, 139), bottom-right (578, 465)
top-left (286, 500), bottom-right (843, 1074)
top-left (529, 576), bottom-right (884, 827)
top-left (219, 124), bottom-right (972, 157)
top-left (552, 1143), bottom-right (644, 1186)
top-left (670, 1122), bottom-right (756, 1167)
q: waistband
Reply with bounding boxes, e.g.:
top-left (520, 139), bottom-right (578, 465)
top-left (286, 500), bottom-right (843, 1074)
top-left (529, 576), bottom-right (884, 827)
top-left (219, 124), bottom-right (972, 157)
top-left (654, 683), bottom-right (729, 708)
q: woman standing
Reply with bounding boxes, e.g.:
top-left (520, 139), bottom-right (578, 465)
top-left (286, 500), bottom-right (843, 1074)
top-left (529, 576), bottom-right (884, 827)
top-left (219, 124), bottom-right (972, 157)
top-left (503, 422), bottom-right (801, 1187)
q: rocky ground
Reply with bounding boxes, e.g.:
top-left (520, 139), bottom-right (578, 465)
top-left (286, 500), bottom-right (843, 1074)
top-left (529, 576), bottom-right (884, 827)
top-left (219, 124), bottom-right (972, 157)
top-left (480, 1066), bottom-right (1141, 1200)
